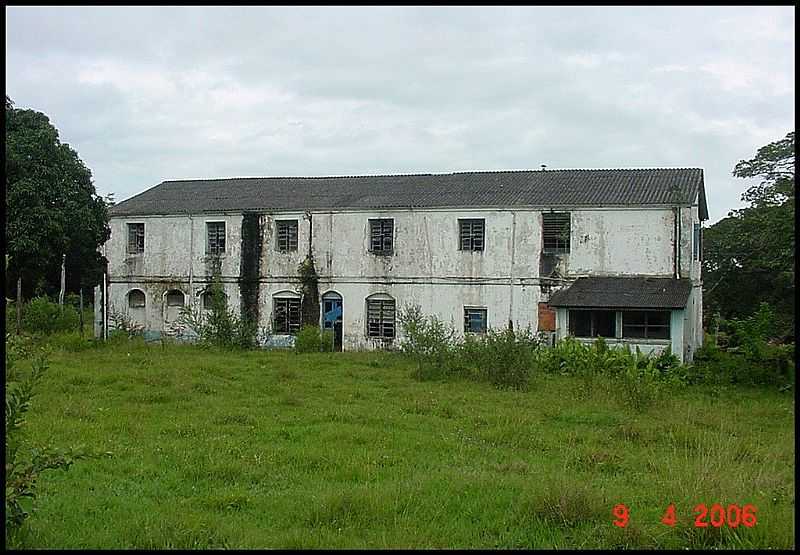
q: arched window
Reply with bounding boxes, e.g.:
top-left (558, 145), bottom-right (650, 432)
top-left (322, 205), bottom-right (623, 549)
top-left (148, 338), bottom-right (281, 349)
top-left (166, 289), bottom-right (185, 307)
top-left (201, 288), bottom-right (227, 310)
top-left (273, 291), bottom-right (301, 334)
top-left (366, 293), bottom-right (395, 339)
top-left (128, 289), bottom-right (146, 309)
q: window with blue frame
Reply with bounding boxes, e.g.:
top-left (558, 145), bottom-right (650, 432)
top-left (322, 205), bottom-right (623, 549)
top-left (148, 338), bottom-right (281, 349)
top-left (464, 307), bottom-right (487, 334)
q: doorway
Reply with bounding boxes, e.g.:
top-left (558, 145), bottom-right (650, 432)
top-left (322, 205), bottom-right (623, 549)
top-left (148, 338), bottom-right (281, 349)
top-left (322, 292), bottom-right (343, 352)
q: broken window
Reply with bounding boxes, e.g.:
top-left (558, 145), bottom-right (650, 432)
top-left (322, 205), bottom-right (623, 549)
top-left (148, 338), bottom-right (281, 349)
top-left (205, 222), bottom-right (226, 256)
top-left (166, 290), bottom-right (185, 307)
top-left (622, 311), bottom-right (670, 339)
top-left (369, 219), bottom-right (394, 254)
top-left (693, 223), bottom-right (702, 261)
top-left (367, 297), bottom-right (396, 338)
top-left (273, 297), bottom-right (301, 334)
top-left (127, 223), bottom-right (145, 254)
top-left (542, 212), bottom-right (570, 253)
top-left (128, 289), bottom-right (145, 309)
top-left (459, 219), bottom-right (485, 251)
top-left (464, 307), bottom-right (488, 334)
top-left (568, 309), bottom-right (616, 338)
top-left (277, 220), bottom-right (298, 252)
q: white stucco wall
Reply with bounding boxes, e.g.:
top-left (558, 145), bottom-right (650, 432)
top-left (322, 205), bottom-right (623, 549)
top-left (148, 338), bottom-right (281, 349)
top-left (100, 202), bottom-right (703, 354)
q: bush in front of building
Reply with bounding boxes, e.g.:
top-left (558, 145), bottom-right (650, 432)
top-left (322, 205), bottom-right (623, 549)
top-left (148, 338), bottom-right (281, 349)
top-left (294, 325), bottom-right (335, 353)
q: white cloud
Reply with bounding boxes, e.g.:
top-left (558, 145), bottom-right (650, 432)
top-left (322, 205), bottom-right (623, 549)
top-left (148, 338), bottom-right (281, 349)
top-left (5, 5), bottom-right (795, 223)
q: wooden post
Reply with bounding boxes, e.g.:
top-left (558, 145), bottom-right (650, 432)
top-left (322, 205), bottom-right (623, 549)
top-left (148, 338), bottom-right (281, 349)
top-left (79, 288), bottom-right (84, 338)
top-left (59, 253), bottom-right (66, 311)
top-left (16, 276), bottom-right (22, 335)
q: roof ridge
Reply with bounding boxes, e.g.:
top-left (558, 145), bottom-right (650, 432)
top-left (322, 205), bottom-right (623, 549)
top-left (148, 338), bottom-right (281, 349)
top-left (161, 167), bottom-right (703, 183)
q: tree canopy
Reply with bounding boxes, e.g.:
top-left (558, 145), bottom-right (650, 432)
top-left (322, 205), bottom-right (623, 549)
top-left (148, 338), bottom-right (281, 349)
top-left (703, 131), bottom-right (795, 337)
top-left (5, 97), bottom-right (110, 298)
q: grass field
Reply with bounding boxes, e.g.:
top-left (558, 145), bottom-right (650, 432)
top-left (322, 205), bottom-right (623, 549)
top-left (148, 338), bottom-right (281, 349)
top-left (10, 337), bottom-right (795, 549)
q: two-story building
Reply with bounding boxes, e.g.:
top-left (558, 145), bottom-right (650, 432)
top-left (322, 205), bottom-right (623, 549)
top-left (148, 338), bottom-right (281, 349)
top-left (97, 168), bottom-right (708, 362)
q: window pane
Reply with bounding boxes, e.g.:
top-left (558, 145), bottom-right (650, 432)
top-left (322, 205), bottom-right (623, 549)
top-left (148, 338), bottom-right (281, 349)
top-left (367, 299), bottom-right (395, 338)
top-left (594, 310), bottom-right (616, 338)
top-left (277, 221), bottom-right (298, 252)
top-left (569, 310), bottom-right (592, 337)
top-left (543, 213), bottom-right (570, 253)
top-left (127, 223), bottom-right (145, 254)
top-left (369, 220), bottom-right (393, 253)
top-left (128, 290), bottom-right (145, 308)
top-left (166, 291), bottom-right (184, 306)
top-left (459, 219), bottom-right (485, 251)
top-left (207, 222), bottom-right (225, 255)
top-left (465, 308), bottom-right (487, 333)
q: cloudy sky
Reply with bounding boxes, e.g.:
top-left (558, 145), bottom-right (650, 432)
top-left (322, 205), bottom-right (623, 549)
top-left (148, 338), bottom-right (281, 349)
top-left (5, 6), bottom-right (794, 222)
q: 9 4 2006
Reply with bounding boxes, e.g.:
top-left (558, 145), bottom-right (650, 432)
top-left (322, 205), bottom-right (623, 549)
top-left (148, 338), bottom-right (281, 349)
top-left (612, 503), bottom-right (757, 528)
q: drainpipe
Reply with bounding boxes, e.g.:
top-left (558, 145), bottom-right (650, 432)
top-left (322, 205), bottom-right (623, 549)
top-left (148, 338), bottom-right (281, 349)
top-left (305, 210), bottom-right (313, 257)
top-left (673, 207), bottom-right (680, 279)
top-left (102, 243), bottom-right (108, 340)
top-left (188, 213), bottom-right (194, 304)
top-left (508, 211), bottom-right (517, 328)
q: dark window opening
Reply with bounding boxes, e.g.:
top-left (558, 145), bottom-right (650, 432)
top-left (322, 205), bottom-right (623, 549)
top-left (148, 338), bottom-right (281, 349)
top-left (166, 290), bottom-right (185, 307)
top-left (568, 309), bottom-right (616, 338)
top-left (622, 310), bottom-right (670, 339)
top-left (367, 299), bottom-right (395, 338)
top-left (128, 290), bottom-right (145, 308)
top-left (693, 223), bottom-right (702, 261)
top-left (369, 219), bottom-right (394, 254)
top-left (459, 219), bottom-right (485, 251)
top-left (127, 223), bottom-right (145, 254)
top-left (464, 308), bottom-right (488, 334)
top-left (543, 212), bottom-right (570, 253)
top-left (277, 220), bottom-right (298, 252)
top-left (273, 297), bottom-right (301, 334)
top-left (202, 289), bottom-right (226, 310)
top-left (206, 222), bottom-right (226, 255)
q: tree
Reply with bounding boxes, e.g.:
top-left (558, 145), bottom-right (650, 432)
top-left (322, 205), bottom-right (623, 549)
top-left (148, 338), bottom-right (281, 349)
top-left (5, 97), bottom-right (110, 300)
top-left (703, 131), bottom-right (795, 338)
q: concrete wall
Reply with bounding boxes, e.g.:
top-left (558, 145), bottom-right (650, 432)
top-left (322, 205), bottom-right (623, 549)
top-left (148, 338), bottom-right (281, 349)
top-left (101, 202), bottom-right (703, 353)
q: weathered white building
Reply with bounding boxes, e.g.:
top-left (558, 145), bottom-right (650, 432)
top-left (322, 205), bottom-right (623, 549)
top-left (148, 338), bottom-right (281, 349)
top-left (97, 168), bottom-right (708, 361)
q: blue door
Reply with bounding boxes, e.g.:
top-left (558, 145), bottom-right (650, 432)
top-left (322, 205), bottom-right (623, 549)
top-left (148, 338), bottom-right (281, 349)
top-left (322, 293), bottom-right (343, 351)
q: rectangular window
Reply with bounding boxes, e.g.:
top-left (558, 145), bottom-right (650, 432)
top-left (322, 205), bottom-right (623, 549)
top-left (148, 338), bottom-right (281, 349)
top-left (542, 212), bottom-right (570, 253)
top-left (693, 223), bottom-right (702, 261)
top-left (127, 223), bottom-right (145, 254)
top-left (568, 309), bottom-right (616, 338)
top-left (369, 219), bottom-right (394, 254)
top-left (273, 298), bottom-right (301, 334)
top-left (622, 311), bottom-right (670, 339)
top-left (277, 220), bottom-right (298, 252)
top-left (206, 222), bottom-right (226, 255)
top-left (459, 219), bottom-right (485, 251)
top-left (464, 308), bottom-right (488, 334)
top-left (367, 299), bottom-right (396, 338)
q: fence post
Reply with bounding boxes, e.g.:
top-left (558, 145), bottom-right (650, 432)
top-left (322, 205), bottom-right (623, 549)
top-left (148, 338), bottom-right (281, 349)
top-left (79, 288), bottom-right (84, 338)
top-left (59, 253), bottom-right (66, 312)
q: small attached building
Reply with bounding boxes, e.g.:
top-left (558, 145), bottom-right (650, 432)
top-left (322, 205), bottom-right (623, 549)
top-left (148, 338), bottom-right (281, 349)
top-left (549, 276), bottom-right (696, 362)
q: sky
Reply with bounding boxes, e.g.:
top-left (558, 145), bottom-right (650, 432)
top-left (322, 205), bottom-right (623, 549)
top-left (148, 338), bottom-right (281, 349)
top-left (5, 6), bottom-right (795, 223)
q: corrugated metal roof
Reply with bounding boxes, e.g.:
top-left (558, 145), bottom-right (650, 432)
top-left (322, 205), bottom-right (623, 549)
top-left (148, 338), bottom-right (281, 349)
top-left (108, 168), bottom-right (707, 218)
top-left (548, 276), bottom-right (693, 309)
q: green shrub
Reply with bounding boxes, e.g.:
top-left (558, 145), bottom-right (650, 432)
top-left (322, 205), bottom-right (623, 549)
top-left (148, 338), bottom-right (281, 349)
top-left (398, 304), bottom-right (456, 380)
top-left (21, 297), bottom-right (79, 335)
top-left (295, 325), bottom-right (323, 353)
top-left (177, 273), bottom-right (256, 349)
top-left (467, 328), bottom-right (540, 390)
